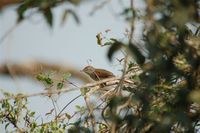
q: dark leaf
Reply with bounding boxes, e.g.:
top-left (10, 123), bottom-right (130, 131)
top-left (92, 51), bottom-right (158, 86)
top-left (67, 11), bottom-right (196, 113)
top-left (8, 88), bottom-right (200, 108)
top-left (107, 40), bottom-right (124, 61)
top-left (17, 4), bottom-right (28, 22)
top-left (128, 43), bottom-right (145, 65)
top-left (68, 9), bottom-right (80, 24)
top-left (5, 123), bottom-right (9, 129)
top-left (43, 7), bottom-right (53, 27)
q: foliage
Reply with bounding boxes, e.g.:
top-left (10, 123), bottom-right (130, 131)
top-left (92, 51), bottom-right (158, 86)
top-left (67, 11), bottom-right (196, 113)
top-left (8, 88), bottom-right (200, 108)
top-left (0, 0), bottom-right (200, 132)
top-left (17, 0), bottom-right (81, 26)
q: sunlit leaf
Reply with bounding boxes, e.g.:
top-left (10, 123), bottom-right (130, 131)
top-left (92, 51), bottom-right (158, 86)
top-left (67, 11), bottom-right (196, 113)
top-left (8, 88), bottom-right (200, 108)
top-left (63, 72), bottom-right (71, 80)
top-left (96, 32), bottom-right (102, 45)
top-left (189, 90), bottom-right (200, 104)
top-left (65, 113), bottom-right (71, 119)
top-left (75, 105), bottom-right (81, 110)
top-left (61, 9), bottom-right (68, 25)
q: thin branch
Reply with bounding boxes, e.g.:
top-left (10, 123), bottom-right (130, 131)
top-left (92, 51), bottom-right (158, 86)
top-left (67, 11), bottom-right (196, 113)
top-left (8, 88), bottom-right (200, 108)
top-left (84, 94), bottom-right (96, 133)
top-left (129, 0), bottom-right (135, 44)
top-left (111, 1), bottom-right (135, 132)
top-left (89, 0), bottom-right (111, 16)
top-left (114, 0), bottom-right (135, 93)
top-left (0, 10), bottom-right (38, 45)
top-left (0, 88), bottom-right (77, 103)
top-left (50, 98), bottom-right (58, 122)
top-left (56, 94), bottom-right (82, 118)
top-left (0, 22), bottom-right (20, 45)
top-left (0, 61), bottom-right (91, 82)
top-left (0, 0), bottom-right (21, 9)
top-left (5, 113), bottom-right (24, 133)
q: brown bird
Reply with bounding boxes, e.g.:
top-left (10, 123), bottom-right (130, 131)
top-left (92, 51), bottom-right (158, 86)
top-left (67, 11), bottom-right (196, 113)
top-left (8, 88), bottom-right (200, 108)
top-left (82, 66), bottom-right (114, 81)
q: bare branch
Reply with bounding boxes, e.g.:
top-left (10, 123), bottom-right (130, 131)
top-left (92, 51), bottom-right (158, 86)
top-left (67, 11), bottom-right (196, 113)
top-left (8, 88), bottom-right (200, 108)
top-left (0, 61), bottom-right (91, 82)
top-left (0, 0), bottom-right (21, 9)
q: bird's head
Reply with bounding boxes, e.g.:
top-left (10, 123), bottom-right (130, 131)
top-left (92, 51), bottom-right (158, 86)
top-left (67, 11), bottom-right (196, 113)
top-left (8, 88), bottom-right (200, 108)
top-left (82, 66), bottom-right (95, 75)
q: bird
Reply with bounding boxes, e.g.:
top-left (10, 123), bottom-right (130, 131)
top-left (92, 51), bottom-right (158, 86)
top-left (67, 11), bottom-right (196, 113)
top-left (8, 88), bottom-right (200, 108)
top-left (82, 66), bottom-right (114, 81)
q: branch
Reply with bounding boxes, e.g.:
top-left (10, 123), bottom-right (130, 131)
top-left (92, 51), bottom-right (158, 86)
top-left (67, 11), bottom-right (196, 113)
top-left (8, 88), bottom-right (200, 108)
top-left (0, 61), bottom-right (91, 82)
top-left (89, 0), bottom-right (111, 16)
top-left (0, 69), bottom-right (142, 102)
top-left (0, 0), bottom-right (21, 9)
top-left (0, 88), bottom-right (77, 103)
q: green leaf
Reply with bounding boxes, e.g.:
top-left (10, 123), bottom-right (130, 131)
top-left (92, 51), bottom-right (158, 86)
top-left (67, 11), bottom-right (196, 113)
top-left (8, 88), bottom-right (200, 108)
top-left (30, 112), bottom-right (35, 117)
top-left (104, 41), bottom-right (114, 46)
top-left (17, 4), bottom-right (27, 22)
top-left (36, 73), bottom-right (46, 81)
top-left (80, 87), bottom-right (89, 95)
top-left (57, 82), bottom-right (64, 89)
top-left (65, 113), bottom-right (72, 119)
top-left (36, 73), bottom-right (53, 85)
top-left (5, 123), bottom-right (9, 129)
top-left (75, 105), bottom-right (81, 110)
top-left (43, 7), bottom-right (53, 27)
top-left (128, 43), bottom-right (145, 65)
top-left (107, 40), bottom-right (124, 61)
top-left (63, 72), bottom-right (71, 80)
top-left (30, 122), bottom-right (37, 130)
top-left (45, 77), bottom-right (53, 85)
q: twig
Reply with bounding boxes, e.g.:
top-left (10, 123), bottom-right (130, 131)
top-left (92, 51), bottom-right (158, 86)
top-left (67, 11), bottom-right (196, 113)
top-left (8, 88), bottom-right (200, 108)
top-left (84, 94), bottom-right (96, 133)
top-left (56, 94), bottom-right (82, 118)
top-left (0, 88), bottom-right (77, 102)
top-left (37, 110), bottom-right (80, 128)
top-left (89, 0), bottom-right (111, 16)
top-left (111, 1), bottom-right (135, 132)
top-left (129, 0), bottom-right (135, 44)
top-left (5, 113), bottom-right (24, 133)
top-left (0, 22), bottom-right (20, 45)
top-left (50, 98), bottom-right (58, 122)
top-left (0, 10), bottom-right (38, 45)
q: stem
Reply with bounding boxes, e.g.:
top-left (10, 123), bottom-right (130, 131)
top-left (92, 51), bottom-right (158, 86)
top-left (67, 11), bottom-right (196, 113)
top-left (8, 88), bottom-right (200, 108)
top-left (56, 94), bottom-right (82, 118)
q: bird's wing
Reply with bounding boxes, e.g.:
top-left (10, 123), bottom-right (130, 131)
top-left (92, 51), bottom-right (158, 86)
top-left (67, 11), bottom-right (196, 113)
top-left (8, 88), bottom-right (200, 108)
top-left (94, 69), bottom-right (114, 78)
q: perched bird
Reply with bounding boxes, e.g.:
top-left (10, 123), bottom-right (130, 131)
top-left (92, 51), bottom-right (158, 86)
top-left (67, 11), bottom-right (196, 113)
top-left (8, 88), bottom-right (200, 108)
top-left (82, 66), bottom-right (114, 81)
